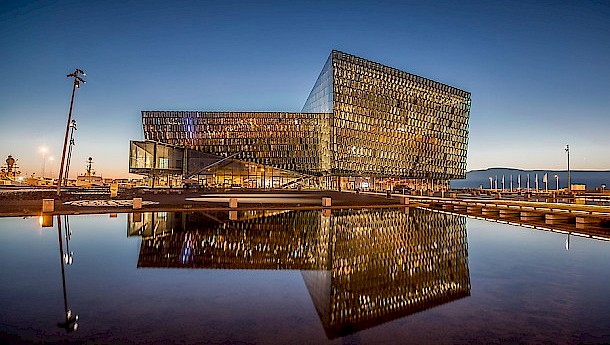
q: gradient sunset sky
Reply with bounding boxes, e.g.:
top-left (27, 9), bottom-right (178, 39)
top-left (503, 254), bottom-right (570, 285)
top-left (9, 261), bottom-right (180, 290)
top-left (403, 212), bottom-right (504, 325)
top-left (1, 0), bottom-right (609, 178)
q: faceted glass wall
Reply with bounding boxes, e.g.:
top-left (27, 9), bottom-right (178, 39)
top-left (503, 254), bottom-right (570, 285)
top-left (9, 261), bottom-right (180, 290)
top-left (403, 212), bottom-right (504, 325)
top-left (302, 54), bottom-right (334, 114)
top-left (329, 50), bottom-right (471, 179)
top-left (129, 140), bottom-right (184, 174)
top-left (143, 111), bottom-right (332, 175)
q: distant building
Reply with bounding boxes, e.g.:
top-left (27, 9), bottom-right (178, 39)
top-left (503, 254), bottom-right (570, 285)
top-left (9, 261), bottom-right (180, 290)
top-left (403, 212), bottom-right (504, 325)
top-left (130, 50), bottom-right (471, 189)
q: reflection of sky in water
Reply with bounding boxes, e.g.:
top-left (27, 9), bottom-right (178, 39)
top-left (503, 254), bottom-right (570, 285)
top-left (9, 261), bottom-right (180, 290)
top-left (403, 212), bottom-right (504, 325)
top-left (0, 211), bottom-right (609, 344)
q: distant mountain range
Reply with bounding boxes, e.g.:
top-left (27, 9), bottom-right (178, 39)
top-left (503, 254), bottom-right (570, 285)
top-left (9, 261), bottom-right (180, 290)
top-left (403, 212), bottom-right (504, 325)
top-left (450, 168), bottom-right (610, 190)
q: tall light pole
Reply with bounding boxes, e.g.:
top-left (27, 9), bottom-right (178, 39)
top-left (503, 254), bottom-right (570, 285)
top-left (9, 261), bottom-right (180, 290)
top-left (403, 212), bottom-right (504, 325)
top-left (565, 144), bottom-right (570, 193)
top-left (63, 120), bottom-right (77, 186)
top-left (57, 69), bottom-right (86, 196)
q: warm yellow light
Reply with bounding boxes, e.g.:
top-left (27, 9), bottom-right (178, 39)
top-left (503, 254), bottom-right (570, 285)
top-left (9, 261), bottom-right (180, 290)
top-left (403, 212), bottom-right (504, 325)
top-left (38, 216), bottom-right (43, 226)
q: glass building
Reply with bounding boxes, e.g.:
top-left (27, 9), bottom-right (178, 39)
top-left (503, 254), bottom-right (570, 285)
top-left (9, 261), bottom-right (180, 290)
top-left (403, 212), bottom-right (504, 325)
top-left (130, 50), bottom-right (471, 189)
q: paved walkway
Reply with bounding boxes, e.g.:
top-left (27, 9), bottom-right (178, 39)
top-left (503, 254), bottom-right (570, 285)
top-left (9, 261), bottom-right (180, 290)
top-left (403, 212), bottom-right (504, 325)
top-left (0, 190), bottom-right (400, 217)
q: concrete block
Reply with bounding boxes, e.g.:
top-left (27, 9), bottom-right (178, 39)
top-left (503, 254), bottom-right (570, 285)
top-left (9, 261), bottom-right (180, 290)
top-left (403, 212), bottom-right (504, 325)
top-left (545, 213), bottom-right (572, 224)
top-left (133, 198), bottom-right (142, 209)
top-left (229, 198), bottom-right (238, 208)
top-left (42, 199), bottom-right (54, 213)
top-left (576, 216), bottom-right (601, 225)
top-left (467, 206), bottom-right (481, 213)
top-left (322, 197), bottom-right (332, 207)
top-left (482, 207), bottom-right (499, 215)
top-left (400, 197), bottom-right (409, 205)
top-left (520, 211), bottom-right (543, 218)
top-left (499, 209), bottom-right (520, 218)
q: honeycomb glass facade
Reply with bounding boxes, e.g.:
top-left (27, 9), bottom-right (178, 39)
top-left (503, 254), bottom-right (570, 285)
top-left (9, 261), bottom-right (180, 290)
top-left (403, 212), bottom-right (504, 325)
top-left (128, 208), bottom-right (470, 338)
top-left (321, 51), bottom-right (471, 179)
top-left (143, 111), bottom-right (332, 175)
top-left (132, 50), bottom-right (471, 188)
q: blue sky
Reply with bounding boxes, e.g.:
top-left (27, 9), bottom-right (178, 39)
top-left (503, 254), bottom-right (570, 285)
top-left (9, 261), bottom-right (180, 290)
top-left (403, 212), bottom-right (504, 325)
top-left (1, 0), bottom-right (609, 178)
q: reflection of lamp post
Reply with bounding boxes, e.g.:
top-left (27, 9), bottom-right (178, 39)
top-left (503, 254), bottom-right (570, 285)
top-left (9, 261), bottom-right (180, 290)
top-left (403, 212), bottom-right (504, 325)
top-left (57, 68), bottom-right (86, 196)
top-left (488, 176), bottom-right (493, 190)
top-left (56, 215), bottom-right (78, 332)
top-left (555, 174), bottom-right (559, 191)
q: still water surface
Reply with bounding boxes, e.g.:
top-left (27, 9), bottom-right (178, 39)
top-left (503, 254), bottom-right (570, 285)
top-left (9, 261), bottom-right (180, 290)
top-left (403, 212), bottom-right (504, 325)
top-left (1, 208), bottom-right (609, 344)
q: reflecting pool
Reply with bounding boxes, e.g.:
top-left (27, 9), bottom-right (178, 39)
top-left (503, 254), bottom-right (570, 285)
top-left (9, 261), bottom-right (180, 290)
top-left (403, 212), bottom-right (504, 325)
top-left (1, 208), bottom-right (609, 344)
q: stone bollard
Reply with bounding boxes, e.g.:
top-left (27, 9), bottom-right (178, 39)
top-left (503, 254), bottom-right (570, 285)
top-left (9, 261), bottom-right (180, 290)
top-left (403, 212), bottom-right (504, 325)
top-left (133, 198), bottom-right (142, 209)
top-left (42, 199), bottom-right (55, 213)
top-left (401, 197), bottom-right (409, 205)
top-left (229, 198), bottom-right (238, 208)
top-left (322, 197), bottom-right (332, 207)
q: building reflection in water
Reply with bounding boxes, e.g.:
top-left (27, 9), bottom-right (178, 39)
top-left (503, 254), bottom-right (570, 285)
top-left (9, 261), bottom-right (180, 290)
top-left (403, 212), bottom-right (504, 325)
top-left (128, 208), bottom-right (470, 338)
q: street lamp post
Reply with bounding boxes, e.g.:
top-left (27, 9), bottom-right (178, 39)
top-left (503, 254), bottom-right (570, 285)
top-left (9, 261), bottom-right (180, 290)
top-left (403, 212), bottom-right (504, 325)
top-left (57, 69), bottom-right (86, 196)
top-left (63, 120), bottom-right (77, 186)
top-left (555, 174), bottom-right (559, 191)
top-left (565, 144), bottom-right (570, 193)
